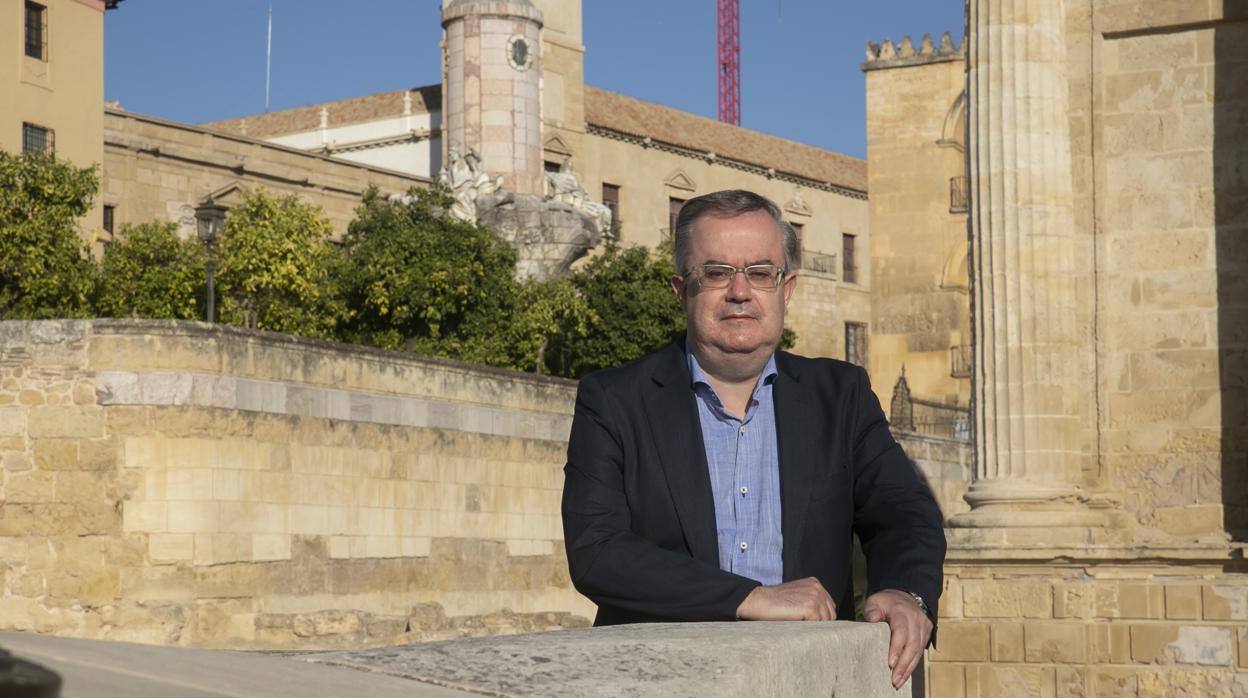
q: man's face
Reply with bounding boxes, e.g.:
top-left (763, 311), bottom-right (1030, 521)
top-left (672, 209), bottom-right (797, 363)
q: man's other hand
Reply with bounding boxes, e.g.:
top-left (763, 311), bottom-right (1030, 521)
top-left (735, 577), bottom-right (836, 621)
top-left (862, 589), bottom-right (932, 689)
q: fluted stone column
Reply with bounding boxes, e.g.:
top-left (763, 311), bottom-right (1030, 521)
top-left (951, 0), bottom-right (1114, 530)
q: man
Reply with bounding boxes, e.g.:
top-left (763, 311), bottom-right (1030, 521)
top-left (561, 190), bottom-right (946, 689)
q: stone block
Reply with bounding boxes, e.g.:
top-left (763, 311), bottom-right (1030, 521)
top-left (1091, 622), bottom-right (1132, 664)
top-left (1240, 628), bottom-right (1248, 670)
top-left (1170, 626), bottom-right (1233, 666)
top-left (1054, 583), bottom-right (1094, 619)
top-left (0, 407), bottom-right (25, 438)
top-left (1204, 585), bottom-right (1248, 620)
top-left (79, 566), bottom-right (121, 606)
top-left (929, 622), bottom-right (990, 662)
top-left (4, 470), bottom-right (56, 502)
top-left (1024, 623), bottom-right (1088, 664)
top-left (1131, 623), bottom-right (1181, 663)
top-left (94, 372), bottom-right (140, 405)
top-left (966, 665), bottom-right (1055, 698)
top-left (123, 500), bottom-right (167, 533)
top-left (1118, 584), bottom-right (1166, 619)
top-left (2, 452), bottom-right (32, 472)
top-left (1150, 505), bottom-right (1224, 536)
top-left (991, 622), bottom-right (1024, 662)
top-left (1165, 584), bottom-right (1202, 620)
top-left (962, 580), bottom-right (1053, 618)
top-left (28, 407), bottom-right (105, 438)
top-left (928, 663), bottom-right (964, 698)
top-left (149, 533), bottom-right (194, 562)
top-left (33, 439), bottom-right (78, 470)
top-left (252, 534), bottom-right (291, 561)
top-left (167, 501), bottom-right (220, 533)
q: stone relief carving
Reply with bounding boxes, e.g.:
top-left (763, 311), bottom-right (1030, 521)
top-left (439, 145), bottom-right (504, 222)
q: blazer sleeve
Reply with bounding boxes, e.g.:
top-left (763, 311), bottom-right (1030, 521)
top-left (848, 365), bottom-right (947, 624)
top-left (561, 374), bottom-right (761, 621)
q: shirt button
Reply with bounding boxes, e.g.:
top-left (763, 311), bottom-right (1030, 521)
top-left (739, 486), bottom-right (749, 495)
top-left (739, 541), bottom-right (748, 551)
top-left (739, 425), bottom-right (747, 434)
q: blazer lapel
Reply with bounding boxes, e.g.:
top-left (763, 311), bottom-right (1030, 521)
top-left (773, 353), bottom-right (819, 581)
top-left (644, 341), bottom-right (720, 567)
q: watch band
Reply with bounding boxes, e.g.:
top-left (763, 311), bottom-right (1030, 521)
top-left (906, 591), bottom-right (929, 616)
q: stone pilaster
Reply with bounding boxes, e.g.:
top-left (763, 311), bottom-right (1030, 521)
top-left (951, 0), bottom-right (1116, 531)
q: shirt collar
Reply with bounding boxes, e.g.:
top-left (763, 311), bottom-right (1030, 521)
top-left (686, 340), bottom-right (779, 395)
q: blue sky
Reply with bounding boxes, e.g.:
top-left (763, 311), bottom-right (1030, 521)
top-left (104, 1), bottom-right (963, 159)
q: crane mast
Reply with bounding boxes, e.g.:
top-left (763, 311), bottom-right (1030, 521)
top-left (717, 0), bottom-right (741, 125)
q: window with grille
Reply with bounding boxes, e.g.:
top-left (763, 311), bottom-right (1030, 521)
top-left (22, 123), bottom-right (53, 154)
top-left (25, 2), bottom-right (47, 61)
top-left (842, 233), bottom-right (857, 284)
top-left (602, 183), bottom-right (620, 226)
top-left (845, 321), bottom-right (868, 367)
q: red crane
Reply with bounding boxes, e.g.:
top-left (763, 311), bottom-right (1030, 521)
top-left (717, 0), bottom-right (741, 125)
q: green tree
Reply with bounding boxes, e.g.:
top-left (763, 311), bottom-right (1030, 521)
top-left (503, 277), bottom-right (595, 375)
top-left (547, 240), bottom-right (686, 378)
top-left (215, 189), bottom-right (343, 339)
top-left (338, 186), bottom-right (518, 355)
top-left (0, 149), bottom-right (98, 319)
top-left (97, 221), bottom-right (204, 319)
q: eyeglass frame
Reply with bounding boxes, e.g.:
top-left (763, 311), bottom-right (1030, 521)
top-left (680, 262), bottom-right (793, 290)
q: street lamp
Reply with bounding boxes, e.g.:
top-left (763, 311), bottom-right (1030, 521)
top-left (194, 197), bottom-right (227, 323)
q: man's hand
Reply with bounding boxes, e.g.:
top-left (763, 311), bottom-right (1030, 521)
top-left (862, 589), bottom-right (933, 689)
top-left (736, 577), bottom-right (837, 621)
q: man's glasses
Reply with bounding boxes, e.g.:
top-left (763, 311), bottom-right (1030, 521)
top-left (686, 263), bottom-right (788, 290)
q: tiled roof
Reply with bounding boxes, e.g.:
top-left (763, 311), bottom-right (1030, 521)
top-left (201, 85), bottom-right (440, 139)
top-left (198, 81), bottom-right (865, 193)
top-left (583, 86), bottom-right (866, 193)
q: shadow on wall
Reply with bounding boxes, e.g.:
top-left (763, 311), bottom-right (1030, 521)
top-left (1217, 17), bottom-right (1248, 541)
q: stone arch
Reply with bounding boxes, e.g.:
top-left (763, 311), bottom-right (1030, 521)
top-left (940, 241), bottom-right (969, 292)
top-left (937, 90), bottom-right (966, 152)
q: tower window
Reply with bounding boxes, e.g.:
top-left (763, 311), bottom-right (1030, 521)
top-left (25, 2), bottom-right (47, 61)
top-left (602, 184), bottom-right (620, 225)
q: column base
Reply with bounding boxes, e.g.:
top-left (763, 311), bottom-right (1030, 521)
top-left (948, 479), bottom-right (1124, 529)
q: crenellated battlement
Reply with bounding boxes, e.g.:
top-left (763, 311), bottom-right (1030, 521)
top-left (862, 31), bottom-right (964, 71)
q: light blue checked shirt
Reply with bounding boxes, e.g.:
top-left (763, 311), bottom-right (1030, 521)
top-left (688, 348), bottom-right (784, 586)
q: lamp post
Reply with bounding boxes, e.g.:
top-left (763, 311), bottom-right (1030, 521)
top-left (194, 197), bottom-right (227, 323)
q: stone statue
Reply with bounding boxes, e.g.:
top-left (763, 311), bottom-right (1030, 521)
top-left (545, 162), bottom-right (613, 238)
top-left (439, 144), bottom-right (503, 222)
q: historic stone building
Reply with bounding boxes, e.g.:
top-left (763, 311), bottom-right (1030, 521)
top-left (893, 1), bottom-right (1245, 695)
top-left (189, 0), bottom-right (874, 364)
top-left (2, 0), bottom-right (116, 239)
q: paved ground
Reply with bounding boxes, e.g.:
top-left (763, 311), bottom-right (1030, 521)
top-left (0, 632), bottom-right (470, 698)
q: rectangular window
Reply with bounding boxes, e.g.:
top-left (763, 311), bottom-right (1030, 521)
top-left (845, 321), bottom-right (868, 367)
top-left (789, 222), bottom-right (804, 250)
top-left (22, 123), bottom-right (53, 154)
top-left (25, 2), bottom-right (47, 61)
top-left (668, 197), bottom-right (686, 238)
top-left (842, 233), bottom-right (857, 284)
top-left (544, 160), bottom-right (563, 174)
top-left (103, 205), bottom-right (115, 235)
top-left (601, 183), bottom-right (620, 226)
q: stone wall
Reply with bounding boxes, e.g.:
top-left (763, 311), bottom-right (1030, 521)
top-left (102, 109), bottom-right (430, 247)
top-left (863, 47), bottom-right (972, 411)
top-left (896, 431), bottom-right (972, 521)
top-left (0, 320), bottom-right (593, 649)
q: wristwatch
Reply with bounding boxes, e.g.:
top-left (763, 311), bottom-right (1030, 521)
top-left (906, 591), bottom-right (929, 616)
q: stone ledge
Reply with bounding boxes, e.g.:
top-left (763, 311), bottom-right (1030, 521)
top-left (0, 623), bottom-right (905, 697)
top-left (304, 621), bottom-right (906, 697)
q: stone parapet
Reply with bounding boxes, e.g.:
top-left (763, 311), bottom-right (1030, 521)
top-left (0, 320), bottom-right (592, 649)
top-left (2, 622), bottom-right (906, 696)
top-left (862, 32), bottom-right (964, 72)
